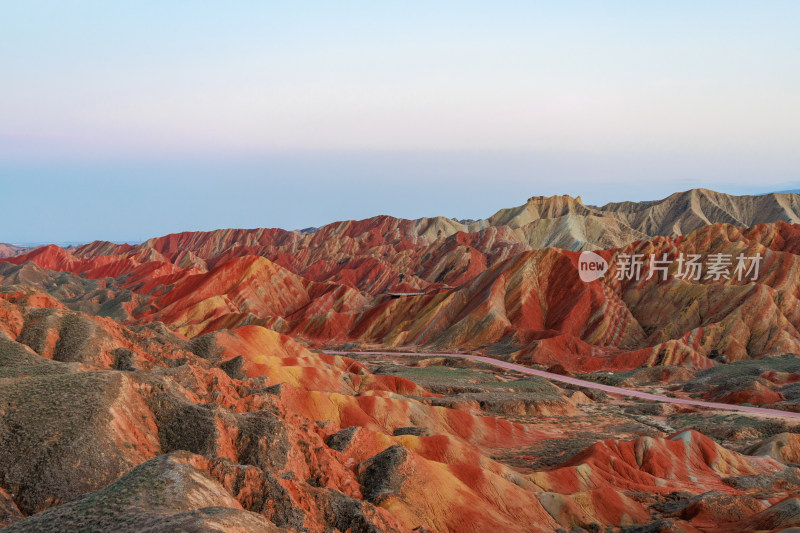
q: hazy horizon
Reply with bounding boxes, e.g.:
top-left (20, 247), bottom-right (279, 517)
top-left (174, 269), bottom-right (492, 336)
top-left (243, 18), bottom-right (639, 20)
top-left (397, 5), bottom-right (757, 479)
top-left (2, 2), bottom-right (799, 242)
top-left (4, 185), bottom-right (798, 247)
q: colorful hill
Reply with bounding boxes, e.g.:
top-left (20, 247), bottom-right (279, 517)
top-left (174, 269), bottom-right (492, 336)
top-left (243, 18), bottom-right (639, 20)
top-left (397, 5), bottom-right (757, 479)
top-left (48, 189), bottom-right (800, 295)
top-left (1, 294), bottom-right (799, 532)
top-left (3, 190), bottom-right (800, 531)
top-left (8, 220), bottom-right (800, 375)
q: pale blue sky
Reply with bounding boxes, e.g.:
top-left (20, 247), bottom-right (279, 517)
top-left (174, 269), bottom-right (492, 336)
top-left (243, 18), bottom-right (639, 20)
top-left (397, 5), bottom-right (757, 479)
top-left (1, 1), bottom-right (799, 242)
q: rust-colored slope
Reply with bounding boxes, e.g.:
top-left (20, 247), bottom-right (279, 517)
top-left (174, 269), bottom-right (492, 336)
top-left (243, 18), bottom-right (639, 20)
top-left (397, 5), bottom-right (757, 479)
top-left (3, 287), bottom-right (800, 531)
top-left (143, 255), bottom-right (369, 337)
top-left (5, 222), bottom-right (800, 375)
top-left (60, 190), bottom-right (800, 296)
top-left (61, 190), bottom-right (800, 293)
top-left (532, 430), bottom-right (783, 495)
top-left (338, 222), bottom-right (800, 372)
top-left (0, 296), bottom-right (625, 532)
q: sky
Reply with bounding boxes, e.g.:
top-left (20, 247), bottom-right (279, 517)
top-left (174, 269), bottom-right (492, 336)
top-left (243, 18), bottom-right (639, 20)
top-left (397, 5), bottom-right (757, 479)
top-left (1, 1), bottom-right (799, 243)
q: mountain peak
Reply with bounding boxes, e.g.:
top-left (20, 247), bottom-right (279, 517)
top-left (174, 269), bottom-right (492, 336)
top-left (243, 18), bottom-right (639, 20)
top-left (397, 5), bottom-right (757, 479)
top-left (525, 194), bottom-right (583, 205)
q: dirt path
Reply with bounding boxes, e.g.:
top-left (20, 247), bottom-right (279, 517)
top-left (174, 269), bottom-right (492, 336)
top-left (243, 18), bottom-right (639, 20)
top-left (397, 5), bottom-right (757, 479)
top-left (324, 350), bottom-right (800, 420)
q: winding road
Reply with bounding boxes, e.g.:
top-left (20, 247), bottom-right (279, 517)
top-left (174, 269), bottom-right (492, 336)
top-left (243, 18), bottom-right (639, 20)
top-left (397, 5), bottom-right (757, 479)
top-left (323, 350), bottom-right (800, 420)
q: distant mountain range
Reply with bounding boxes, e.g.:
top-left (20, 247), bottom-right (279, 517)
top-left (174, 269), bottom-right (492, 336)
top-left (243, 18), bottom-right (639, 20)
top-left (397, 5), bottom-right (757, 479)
top-left (2, 188), bottom-right (800, 296)
top-left (4, 189), bottom-right (799, 259)
top-left (3, 187), bottom-right (800, 532)
top-left (2, 187), bottom-right (800, 366)
top-left (0, 243), bottom-right (30, 258)
top-left (31, 189), bottom-right (800, 289)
